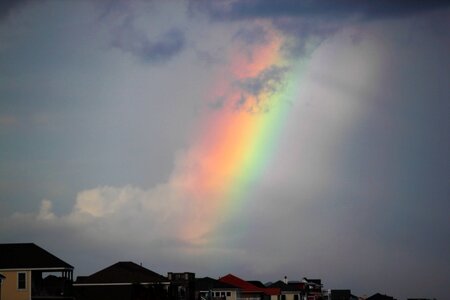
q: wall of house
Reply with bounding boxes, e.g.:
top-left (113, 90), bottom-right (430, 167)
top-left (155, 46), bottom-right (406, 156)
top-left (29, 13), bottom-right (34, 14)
top-left (239, 291), bottom-right (264, 300)
top-left (209, 289), bottom-right (238, 300)
top-left (197, 289), bottom-right (238, 300)
top-left (282, 293), bottom-right (301, 300)
top-left (227, 290), bottom-right (238, 300)
top-left (0, 270), bottom-right (31, 300)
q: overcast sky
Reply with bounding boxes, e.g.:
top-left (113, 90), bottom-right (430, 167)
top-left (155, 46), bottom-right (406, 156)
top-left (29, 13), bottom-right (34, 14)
top-left (1, 1), bottom-right (449, 299)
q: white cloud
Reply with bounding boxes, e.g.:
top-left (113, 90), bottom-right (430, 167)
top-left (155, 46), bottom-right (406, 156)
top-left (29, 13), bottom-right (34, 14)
top-left (37, 199), bottom-right (56, 221)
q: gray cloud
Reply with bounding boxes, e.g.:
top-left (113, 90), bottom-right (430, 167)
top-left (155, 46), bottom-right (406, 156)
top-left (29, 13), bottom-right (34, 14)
top-left (196, 0), bottom-right (450, 59)
top-left (204, 0), bottom-right (450, 21)
top-left (208, 64), bottom-right (291, 113)
top-left (195, 49), bottom-right (224, 66)
top-left (139, 29), bottom-right (185, 63)
top-left (238, 65), bottom-right (288, 95)
top-left (274, 18), bottom-right (339, 57)
top-left (0, 0), bottom-right (30, 20)
top-left (233, 25), bottom-right (268, 45)
top-left (111, 17), bottom-right (186, 63)
top-left (208, 96), bottom-right (226, 110)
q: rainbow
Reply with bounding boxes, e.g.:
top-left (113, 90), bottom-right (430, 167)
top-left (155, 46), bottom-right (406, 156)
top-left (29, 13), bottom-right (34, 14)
top-left (176, 25), bottom-right (309, 244)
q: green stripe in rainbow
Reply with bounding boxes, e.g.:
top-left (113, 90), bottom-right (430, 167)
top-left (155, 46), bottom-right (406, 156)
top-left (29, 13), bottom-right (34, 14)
top-left (176, 25), bottom-right (310, 244)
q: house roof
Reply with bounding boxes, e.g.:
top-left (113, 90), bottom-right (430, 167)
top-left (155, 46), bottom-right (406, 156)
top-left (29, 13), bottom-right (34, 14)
top-left (196, 277), bottom-right (237, 290)
top-left (0, 243), bottom-right (73, 270)
top-left (330, 290), bottom-right (351, 297)
top-left (268, 280), bottom-right (303, 292)
top-left (366, 293), bottom-right (396, 300)
top-left (268, 280), bottom-right (288, 289)
top-left (247, 280), bottom-right (266, 288)
top-left (219, 274), bottom-right (280, 296)
top-left (75, 261), bottom-right (167, 284)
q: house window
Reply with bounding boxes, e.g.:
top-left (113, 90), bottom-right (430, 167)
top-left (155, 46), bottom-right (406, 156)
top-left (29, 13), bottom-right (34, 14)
top-left (227, 292), bottom-right (231, 297)
top-left (18, 272), bottom-right (26, 290)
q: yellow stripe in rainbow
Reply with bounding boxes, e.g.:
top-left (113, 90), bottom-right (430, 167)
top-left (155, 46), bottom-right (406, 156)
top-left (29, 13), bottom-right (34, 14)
top-left (177, 26), bottom-right (308, 244)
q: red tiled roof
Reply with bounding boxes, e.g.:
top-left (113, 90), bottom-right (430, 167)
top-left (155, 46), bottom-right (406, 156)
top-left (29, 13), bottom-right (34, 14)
top-left (219, 274), bottom-right (280, 296)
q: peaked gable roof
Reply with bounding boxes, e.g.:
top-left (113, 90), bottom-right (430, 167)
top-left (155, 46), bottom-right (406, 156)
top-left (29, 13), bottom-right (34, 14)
top-left (76, 261), bottom-right (167, 284)
top-left (0, 243), bottom-right (73, 269)
top-left (219, 274), bottom-right (280, 295)
top-left (367, 293), bottom-right (396, 300)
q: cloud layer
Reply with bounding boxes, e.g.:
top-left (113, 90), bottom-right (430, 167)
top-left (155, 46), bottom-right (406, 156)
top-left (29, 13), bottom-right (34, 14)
top-left (0, 1), bottom-right (449, 300)
top-left (111, 20), bottom-right (186, 63)
top-left (203, 0), bottom-right (450, 20)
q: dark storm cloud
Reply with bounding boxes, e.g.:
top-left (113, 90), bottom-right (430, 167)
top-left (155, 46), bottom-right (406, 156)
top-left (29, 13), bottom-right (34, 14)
top-left (197, 0), bottom-right (450, 59)
top-left (111, 16), bottom-right (186, 63)
top-left (274, 18), bottom-right (339, 57)
top-left (138, 29), bottom-right (185, 63)
top-left (237, 65), bottom-right (289, 97)
top-left (205, 0), bottom-right (450, 20)
top-left (0, 0), bottom-right (30, 20)
top-left (208, 65), bottom-right (290, 113)
top-left (234, 65), bottom-right (289, 112)
top-left (113, 27), bottom-right (186, 63)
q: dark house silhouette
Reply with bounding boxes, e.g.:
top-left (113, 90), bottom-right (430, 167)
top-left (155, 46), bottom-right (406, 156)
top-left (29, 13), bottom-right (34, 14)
top-left (74, 261), bottom-right (169, 300)
top-left (167, 272), bottom-right (196, 300)
top-left (366, 293), bottom-right (397, 300)
top-left (328, 289), bottom-right (358, 300)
